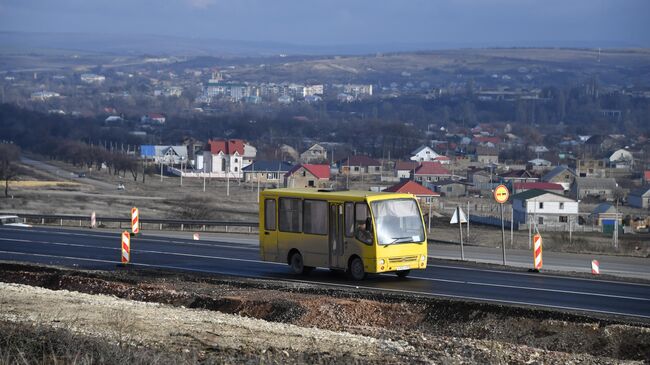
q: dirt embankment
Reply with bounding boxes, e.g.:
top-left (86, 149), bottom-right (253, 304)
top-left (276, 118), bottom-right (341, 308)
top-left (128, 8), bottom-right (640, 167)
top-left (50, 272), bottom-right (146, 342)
top-left (0, 263), bottom-right (648, 364)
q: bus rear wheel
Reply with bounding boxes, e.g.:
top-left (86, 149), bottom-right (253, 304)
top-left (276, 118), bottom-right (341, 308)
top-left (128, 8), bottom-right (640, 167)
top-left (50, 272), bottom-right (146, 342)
top-left (289, 251), bottom-right (313, 275)
top-left (347, 257), bottom-right (366, 280)
top-left (396, 270), bottom-right (410, 278)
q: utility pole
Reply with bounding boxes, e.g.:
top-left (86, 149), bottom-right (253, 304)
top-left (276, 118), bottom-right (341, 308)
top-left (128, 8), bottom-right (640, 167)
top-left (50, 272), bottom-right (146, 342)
top-left (467, 201), bottom-right (470, 238)
top-left (458, 206), bottom-right (465, 260)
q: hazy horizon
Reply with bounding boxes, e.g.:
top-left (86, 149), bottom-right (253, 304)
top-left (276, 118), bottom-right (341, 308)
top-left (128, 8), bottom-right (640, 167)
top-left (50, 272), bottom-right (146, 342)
top-left (0, 0), bottom-right (648, 52)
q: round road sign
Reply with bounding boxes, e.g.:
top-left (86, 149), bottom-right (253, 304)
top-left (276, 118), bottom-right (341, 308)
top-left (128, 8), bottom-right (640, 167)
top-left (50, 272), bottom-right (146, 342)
top-left (493, 184), bottom-right (510, 204)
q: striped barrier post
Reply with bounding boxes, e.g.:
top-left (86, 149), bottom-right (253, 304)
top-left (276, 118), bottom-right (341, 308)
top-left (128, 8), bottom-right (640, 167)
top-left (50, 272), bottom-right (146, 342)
top-left (131, 207), bottom-right (139, 235)
top-left (533, 234), bottom-right (543, 270)
top-left (121, 231), bottom-right (130, 264)
top-left (90, 211), bottom-right (96, 228)
top-left (591, 260), bottom-right (600, 275)
top-left (193, 233), bottom-right (200, 240)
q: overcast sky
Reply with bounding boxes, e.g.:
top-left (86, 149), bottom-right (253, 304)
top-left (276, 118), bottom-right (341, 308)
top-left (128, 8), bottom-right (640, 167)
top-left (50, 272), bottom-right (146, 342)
top-left (0, 0), bottom-right (648, 47)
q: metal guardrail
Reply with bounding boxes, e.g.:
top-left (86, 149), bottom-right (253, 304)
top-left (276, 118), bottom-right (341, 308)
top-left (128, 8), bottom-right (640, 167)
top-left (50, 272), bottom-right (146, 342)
top-left (1, 212), bottom-right (259, 233)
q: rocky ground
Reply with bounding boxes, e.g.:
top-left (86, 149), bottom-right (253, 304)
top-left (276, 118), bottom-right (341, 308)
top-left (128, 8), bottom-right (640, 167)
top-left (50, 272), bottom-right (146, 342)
top-left (0, 262), bottom-right (648, 364)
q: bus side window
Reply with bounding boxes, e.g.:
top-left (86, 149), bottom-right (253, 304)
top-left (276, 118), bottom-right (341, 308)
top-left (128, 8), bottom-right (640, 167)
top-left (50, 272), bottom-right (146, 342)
top-left (355, 203), bottom-right (372, 244)
top-left (264, 199), bottom-right (276, 231)
top-left (344, 202), bottom-right (354, 237)
top-left (303, 200), bottom-right (327, 235)
top-left (279, 198), bottom-right (302, 233)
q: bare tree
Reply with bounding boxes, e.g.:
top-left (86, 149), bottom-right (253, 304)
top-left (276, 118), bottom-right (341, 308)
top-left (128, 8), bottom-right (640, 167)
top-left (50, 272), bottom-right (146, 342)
top-left (0, 143), bottom-right (20, 198)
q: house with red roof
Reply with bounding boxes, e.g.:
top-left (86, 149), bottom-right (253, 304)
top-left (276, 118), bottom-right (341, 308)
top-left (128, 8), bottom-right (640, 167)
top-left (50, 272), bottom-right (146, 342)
top-left (141, 113), bottom-right (166, 124)
top-left (413, 162), bottom-right (455, 183)
top-left (202, 139), bottom-right (256, 178)
top-left (644, 171), bottom-right (650, 184)
top-left (284, 164), bottom-right (331, 188)
top-left (384, 180), bottom-right (439, 204)
top-left (394, 161), bottom-right (419, 179)
top-left (337, 155), bottom-right (382, 175)
top-left (513, 182), bottom-right (564, 194)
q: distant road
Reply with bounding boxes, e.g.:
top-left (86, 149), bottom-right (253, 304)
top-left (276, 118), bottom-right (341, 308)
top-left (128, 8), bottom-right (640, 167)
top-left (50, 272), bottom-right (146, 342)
top-left (20, 156), bottom-right (116, 190)
top-left (1, 226), bottom-right (649, 320)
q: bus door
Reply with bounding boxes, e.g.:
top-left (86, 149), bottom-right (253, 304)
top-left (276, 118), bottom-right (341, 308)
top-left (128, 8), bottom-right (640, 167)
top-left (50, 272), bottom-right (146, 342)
top-left (328, 203), bottom-right (345, 269)
top-left (262, 198), bottom-right (278, 260)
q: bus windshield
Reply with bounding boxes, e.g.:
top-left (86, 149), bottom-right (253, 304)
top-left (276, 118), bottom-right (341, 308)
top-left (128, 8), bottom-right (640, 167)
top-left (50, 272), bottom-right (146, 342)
top-left (371, 199), bottom-right (425, 245)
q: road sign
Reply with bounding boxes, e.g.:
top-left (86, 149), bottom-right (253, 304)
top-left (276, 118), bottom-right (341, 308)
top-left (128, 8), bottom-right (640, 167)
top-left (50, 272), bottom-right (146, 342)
top-left (121, 231), bottom-right (130, 264)
top-left (591, 260), bottom-right (600, 275)
top-left (131, 207), bottom-right (139, 234)
top-left (533, 234), bottom-right (543, 270)
top-left (450, 207), bottom-right (468, 224)
top-left (493, 184), bottom-right (510, 204)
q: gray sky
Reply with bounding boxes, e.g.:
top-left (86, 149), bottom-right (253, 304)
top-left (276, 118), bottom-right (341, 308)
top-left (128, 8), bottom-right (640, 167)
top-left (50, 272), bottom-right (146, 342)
top-left (1, 0), bottom-right (648, 47)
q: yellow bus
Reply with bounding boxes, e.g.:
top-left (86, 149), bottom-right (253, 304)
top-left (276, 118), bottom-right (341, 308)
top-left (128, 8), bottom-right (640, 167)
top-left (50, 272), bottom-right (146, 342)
top-left (259, 188), bottom-right (427, 280)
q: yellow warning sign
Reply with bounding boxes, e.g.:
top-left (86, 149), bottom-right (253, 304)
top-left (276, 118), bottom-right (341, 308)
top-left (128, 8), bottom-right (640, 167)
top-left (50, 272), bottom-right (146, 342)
top-left (493, 184), bottom-right (510, 204)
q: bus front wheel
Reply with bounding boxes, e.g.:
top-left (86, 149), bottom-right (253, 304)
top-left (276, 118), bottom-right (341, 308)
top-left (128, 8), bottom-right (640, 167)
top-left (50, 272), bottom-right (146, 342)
top-left (347, 257), bottom-right (366, 280)
top-left (289, 251), bottom-right (313, 275)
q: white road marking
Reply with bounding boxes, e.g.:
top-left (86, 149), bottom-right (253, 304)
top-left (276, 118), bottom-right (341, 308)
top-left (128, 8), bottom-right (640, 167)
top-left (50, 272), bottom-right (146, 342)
top-left (3, 249), bottom-right (646, 320)
top-left (1, 237), bottom-right (649, 303)
top-left (426, 261), bottom-right (650, 287)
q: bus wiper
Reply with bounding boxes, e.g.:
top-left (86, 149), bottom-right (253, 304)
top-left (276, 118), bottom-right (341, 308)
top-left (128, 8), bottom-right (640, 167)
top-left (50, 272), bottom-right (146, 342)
top-left (386, 236), bottom-right (412, 245)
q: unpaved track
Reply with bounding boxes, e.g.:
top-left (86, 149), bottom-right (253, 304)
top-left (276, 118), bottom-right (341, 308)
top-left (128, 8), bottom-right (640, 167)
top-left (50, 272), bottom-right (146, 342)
top-left (0, 282), bottom-right (406, 361)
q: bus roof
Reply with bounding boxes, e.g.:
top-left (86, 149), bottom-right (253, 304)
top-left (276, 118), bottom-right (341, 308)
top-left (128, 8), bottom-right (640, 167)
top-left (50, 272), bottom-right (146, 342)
top-left (260, 188), bottom-right (415, 202)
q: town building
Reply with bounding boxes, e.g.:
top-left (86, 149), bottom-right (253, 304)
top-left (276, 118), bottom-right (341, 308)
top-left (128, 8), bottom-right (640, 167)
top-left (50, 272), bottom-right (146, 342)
top-left (300, 144), bottom-right (328, 163)
top-left (337, 155), bottom-right (382, 175)
top-left (383, 180), bottom-right (440, 205)
top-left (570, 177), bottom-right (618, 201)
top-left (203, 139), bottom-right (256, 178)
top-left (512, 189), bottom-right (579, 230)
top-left (413, 162), bottom-right (454, 183)
top-left (410, 146), bottom-right (441, 162)
top-left (140, 145), bottom-right (188, 165)
top-left (242, 161), bottom-right (293, 185)
top-left (541, 166), bottom-right (576, 190)
top-left (394, 161), bottom-right (419, 179)
top-left (628, 186), bottom-right (650, 209)
top-left (284, 164), bottom-right (331, 188)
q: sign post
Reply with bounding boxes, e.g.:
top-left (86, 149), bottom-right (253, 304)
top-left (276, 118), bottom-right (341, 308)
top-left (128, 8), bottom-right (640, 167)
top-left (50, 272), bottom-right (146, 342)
top-left (131, 207), bottom-right (139, 235)
top-left (533, 233), bottom-right (543, 271)
top-left (493, 184), bottom-right (510, 266)
top-left (450, 206), bottom-right (468, 260)
top-left (121, 231), bottom-right (130, 264)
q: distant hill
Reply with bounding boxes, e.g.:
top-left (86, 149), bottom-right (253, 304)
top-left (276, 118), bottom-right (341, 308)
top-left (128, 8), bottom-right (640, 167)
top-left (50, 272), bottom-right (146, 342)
top-left (0, 31), bottom-right (643, 58)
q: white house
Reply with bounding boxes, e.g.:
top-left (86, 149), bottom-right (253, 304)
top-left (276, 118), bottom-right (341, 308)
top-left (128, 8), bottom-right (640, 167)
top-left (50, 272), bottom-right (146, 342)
top-left (203, 139), bottom-right (256, 179)
top-left (410, 146), bottom-right (441, 162)
top-left (609, 149), bottom-right (634, 169)
top-left (512, 189), bottom-right (579, 230)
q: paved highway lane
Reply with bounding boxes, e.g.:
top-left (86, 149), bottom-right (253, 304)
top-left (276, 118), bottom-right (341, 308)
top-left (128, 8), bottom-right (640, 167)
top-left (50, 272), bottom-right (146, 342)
top-left (1, 226), bottom-right (649, 320)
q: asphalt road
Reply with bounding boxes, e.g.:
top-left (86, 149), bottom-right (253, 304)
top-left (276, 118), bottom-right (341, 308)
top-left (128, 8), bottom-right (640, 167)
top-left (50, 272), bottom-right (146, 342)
top-left (1, 226), bottom-right (649, 321)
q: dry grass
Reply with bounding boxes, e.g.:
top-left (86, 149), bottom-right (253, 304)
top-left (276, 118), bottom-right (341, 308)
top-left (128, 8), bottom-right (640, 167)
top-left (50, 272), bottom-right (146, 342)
top-left (3, 180), bottom-right (80, 188)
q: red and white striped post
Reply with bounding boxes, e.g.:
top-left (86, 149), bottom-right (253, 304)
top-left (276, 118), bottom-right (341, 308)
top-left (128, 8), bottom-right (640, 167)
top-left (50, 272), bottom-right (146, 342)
top-left (533, 233), bottom-right (543, 270)
top-left (121, 231), bottom-right (130, 264)
top-left (90, 211), bottom-right (96, 228)
top-left (591, 260), bottom-right (600, 275)
top-left (131, 207), bottom-right (139, 235)
top-left (193, 233), bottom-right (200, 240)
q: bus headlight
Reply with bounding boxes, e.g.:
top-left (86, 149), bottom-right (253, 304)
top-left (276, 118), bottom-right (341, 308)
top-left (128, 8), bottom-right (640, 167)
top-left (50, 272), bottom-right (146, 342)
top-left (379, 259), bottom-right (385, 265)
top-left (420, 255), bottom-right (426, 262)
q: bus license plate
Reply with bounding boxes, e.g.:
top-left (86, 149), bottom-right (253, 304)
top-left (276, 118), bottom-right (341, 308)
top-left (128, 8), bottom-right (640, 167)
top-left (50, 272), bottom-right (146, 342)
top-left (396, 265), bottom-right (410, 270)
